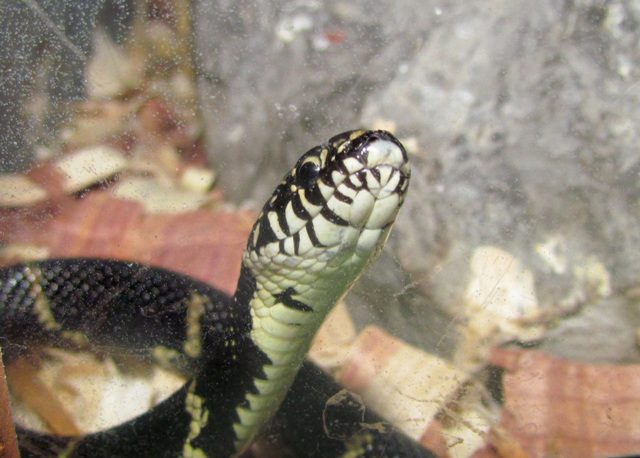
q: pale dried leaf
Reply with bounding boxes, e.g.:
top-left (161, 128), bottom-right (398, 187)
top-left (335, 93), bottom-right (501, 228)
top-left (114, 176), bottom-right (212, 213)
top-left (54, 146), bottom-right (128, 193)
top-left (180, 166), bottom-right (216, 194)
top-left (337, 326), bottom-right (469, 441)
top-left (456, 246), bottom-right (545, 370)
top-left (86, 31), bottom-right (143, 99)
top-left (0, 175), bottom-right (47, 206)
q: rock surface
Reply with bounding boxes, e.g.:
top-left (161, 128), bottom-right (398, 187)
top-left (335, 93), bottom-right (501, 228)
top-left (194, 0), bottom-right (640, 361)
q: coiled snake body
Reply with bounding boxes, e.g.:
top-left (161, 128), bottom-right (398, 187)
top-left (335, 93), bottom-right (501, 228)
top-left (0, 130), bottom-right (434, 457)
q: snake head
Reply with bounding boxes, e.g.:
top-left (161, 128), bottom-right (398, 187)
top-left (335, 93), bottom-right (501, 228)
top-left (246, 129), bottom-right (410, 287)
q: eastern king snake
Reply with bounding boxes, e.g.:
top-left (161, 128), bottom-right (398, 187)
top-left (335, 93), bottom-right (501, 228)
top-left (0, 130), bottom-right (435, 457)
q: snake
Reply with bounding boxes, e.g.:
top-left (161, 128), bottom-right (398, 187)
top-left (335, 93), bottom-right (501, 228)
top-left (0, 130), bottom-right (435, 457)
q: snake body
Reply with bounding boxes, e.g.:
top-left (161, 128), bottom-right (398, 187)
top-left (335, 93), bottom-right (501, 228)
top-left (0, 130), bottom-right (433, 457)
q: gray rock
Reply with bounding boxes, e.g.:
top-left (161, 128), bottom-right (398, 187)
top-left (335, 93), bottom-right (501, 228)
top-left (193, 0), bottom-right (442, 202)
top-left (195, 0), bottom-right (640, 362)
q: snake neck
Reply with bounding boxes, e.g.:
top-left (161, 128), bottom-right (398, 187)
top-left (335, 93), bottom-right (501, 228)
top-left (228, 258), bottom-right (341, 452)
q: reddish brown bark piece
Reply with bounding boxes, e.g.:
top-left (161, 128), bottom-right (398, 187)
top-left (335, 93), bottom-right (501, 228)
top-left (0, 191), bottom-right (253, 295)
top-left (419, 419), bottom-right (451, 458)
top-left (489, 348), bottom-right (640, 458)
top-left (0, 351), bottom-right (20, 458)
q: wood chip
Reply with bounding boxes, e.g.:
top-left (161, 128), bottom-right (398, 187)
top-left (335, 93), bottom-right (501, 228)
top-left (489, 348), bottom-right (640, 457)
top-left (8, 349), bottom-right (185, 435)
top-left (0, 191), bottom-right (252, 295)
top-left (309, 302), bottom-right (357, 370)
top-left (0, 351), bottom-right (19, 458)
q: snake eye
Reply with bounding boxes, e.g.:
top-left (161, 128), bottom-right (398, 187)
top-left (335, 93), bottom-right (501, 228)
top-left (296, 160), bottom-right (320, 188)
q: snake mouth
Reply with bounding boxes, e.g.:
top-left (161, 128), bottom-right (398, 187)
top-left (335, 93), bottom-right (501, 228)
top-left (322, 130), bottom-right (410, 232)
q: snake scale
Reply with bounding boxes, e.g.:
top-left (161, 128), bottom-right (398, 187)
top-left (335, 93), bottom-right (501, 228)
top-left (0, 130), bottom-right (435, 457)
